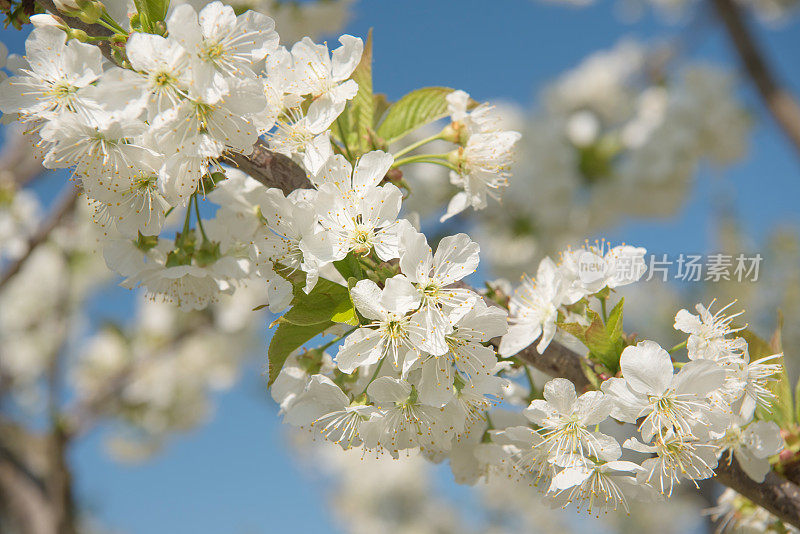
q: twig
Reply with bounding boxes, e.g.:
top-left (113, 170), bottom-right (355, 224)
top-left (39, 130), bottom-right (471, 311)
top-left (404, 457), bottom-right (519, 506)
top-left (220, 139), bottom-right (312, 195)
top-left (0, 186), bottom-right (80, 292)
top-left (35, 0), bottom-right (116, 62)
top-left (711, 0), bottom-right (800, 155)
top-left (716, 455), bottom-right (800, 527)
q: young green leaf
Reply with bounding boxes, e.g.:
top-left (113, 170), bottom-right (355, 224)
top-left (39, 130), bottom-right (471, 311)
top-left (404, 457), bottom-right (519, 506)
top-left (267, 320), bottom-right (333, 386)
top-left (349, 29), bottom-right (374, 153)
top-left (558, 298), bottom-right (626, 373)
top-left (281, 278), bottom-right (358, 327)
top-left (376, 86), bottom-right (456, 145)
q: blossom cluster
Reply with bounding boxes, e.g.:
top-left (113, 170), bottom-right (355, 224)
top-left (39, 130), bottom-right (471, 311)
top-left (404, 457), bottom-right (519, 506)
top-left (0, 1), bottom-right (788, 525)
top-left (273, 235), bottom-right (784, 515)
top-left (272, 221), bottom-right (509, 455)
top-left (0, 2), bottom-right (520, 310)
top-left (491, 295), bottom-right (784, 514)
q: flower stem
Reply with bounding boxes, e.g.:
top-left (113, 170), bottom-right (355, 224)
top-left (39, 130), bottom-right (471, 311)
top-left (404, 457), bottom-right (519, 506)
top-left (391, 154), bottom-right (458, 172)
top-left (522, 363), bottom-right (539, 401)
top-left (668, 340), bottom-right (687, 354)
top-left (392, 132), bottom-right (446, 160)
top-left (319, 326), bottom-right (358, 351)
top-left (98, 16), bottom-right (127, 35)
top-left (360, 358), bottom-right (385, 397)
top-left (193, 194), bottom-right (209, 242)
top-left (335, 118), bottom-right (354, 162)
top-left (181, 201), bottom-right (192, 236)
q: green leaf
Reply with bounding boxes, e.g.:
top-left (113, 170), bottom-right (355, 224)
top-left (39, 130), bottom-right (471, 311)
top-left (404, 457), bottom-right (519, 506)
top-left (376, 87), bottom-right (457, 145)
top-left (349, 29), bottom-right (373, 153)
top-left (580, 359), bottom-right (602, 390)
top-left (558, 298), bottom-right (626, 373)
top-left (794, 377), bottom-right (800, 425)
top-left (133, 0), bottom-right (169, 31)
top-left (373, 93), bottom-right (391, 125)
top-left (282, 278), bottom-right (358, 327)
top-left (145, 0), bottom-right (169, 24)
top-left (605, 298), bottom-right (625, 343)
top-left (333, 253), bottom-right (363, 281)
top-left (743, 327), bottom-right (792, 428)
top-left (268, 320), bottom-right (333, 386)
top-left (267, 277), bottom-right (359, 385)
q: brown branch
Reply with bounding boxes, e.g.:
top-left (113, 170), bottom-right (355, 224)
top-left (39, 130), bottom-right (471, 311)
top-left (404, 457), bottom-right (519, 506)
top-left (0, 454), bottom-right (54, 534)
top-left (0, 186), bottom-right (80, 292)
top-left (506, 340), bottom-right (591, 391)
top-left (711, 0), bottom-right (800, 155)
top-left (0, 419), bottom-right (54, 534)
top-left (35, 0), bottom-right (116, 62)
top-left (716, 455), bottom-right (800, 528)
top-left (221, 139), bottom-right (313, 195)
top-left (0, 127), bottom-right (49, 189)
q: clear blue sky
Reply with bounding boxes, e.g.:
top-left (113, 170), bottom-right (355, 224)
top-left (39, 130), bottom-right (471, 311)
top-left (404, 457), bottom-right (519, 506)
top-left (2, 1), bottom-right (800, 531)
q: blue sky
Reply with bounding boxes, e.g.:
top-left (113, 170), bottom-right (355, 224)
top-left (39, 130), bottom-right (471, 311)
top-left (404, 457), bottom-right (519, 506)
top-left (2, 1), bottom-right (800, 532)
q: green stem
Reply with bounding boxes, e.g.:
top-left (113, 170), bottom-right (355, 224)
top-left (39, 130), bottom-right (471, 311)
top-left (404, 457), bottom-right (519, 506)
top-left (319, 327), bottom-right (357, 351)
top-left (96, 18), bottom-right (125, 36)
top-left (391, 153), bottom-right (450, 168)
top-left (193, 195), bottom-right (209, 241)
top-left (359, 255), bottom-right (380, 271)
top-left (360, 358), bottom-right (385, 396)
top-left (101, 12), bottom-right (128, 34)
top-left (181, 201), bottom-right (192, 236)
top-left (600, 297), bottom-right (608, 323)
top-left (485, 412), bottom-right (495, 430)
top-left (392, 132), bottom-right (446, 160)
top-left (523, 363), bottom-right (539, 401)
top-left (668, 340), bottom-right (688, 354)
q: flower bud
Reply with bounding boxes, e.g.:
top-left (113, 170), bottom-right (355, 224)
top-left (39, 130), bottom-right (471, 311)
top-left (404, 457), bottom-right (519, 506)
top-left (53, 0), bottom-right (80, 12)
top-left (30, 13), bottom-right (66, 28)
top-left (54, 0), bottom-right (105, 24)
top-left (66, 28), bottom-right (90, 42)
top-left (76, 0), bottom-right (105, 24)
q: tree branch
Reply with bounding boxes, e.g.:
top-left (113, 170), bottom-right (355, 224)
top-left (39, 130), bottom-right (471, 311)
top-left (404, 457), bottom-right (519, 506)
top-left (0, 186), bottom-right (80, 292)
top-left (0, 419), bottom-right (54, 534)
top-left (716, 455), bottom-right (800, 528)
top-left (711, 0), bottom-right (800, 156)
top-left (499, 340), bottom-right (591, 392)
top-left (35, 0), bottom-right (116, 61)
top-left (221, 139), bottom-right (312, 195)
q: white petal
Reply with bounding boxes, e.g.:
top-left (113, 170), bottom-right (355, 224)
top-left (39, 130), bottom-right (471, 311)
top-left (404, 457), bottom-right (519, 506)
top-left (350, 279), bottom-right (387, 320)
top-left (543, 378), bottom-right (577, 415)
top-left (620, 340), bottom-right (673, 395)
top-left (367, 376), bottom-right (411, 404)
top-left (335, 328), bottom-right (383, 373)
top-left (432, 233), bottom-right (480, 285)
